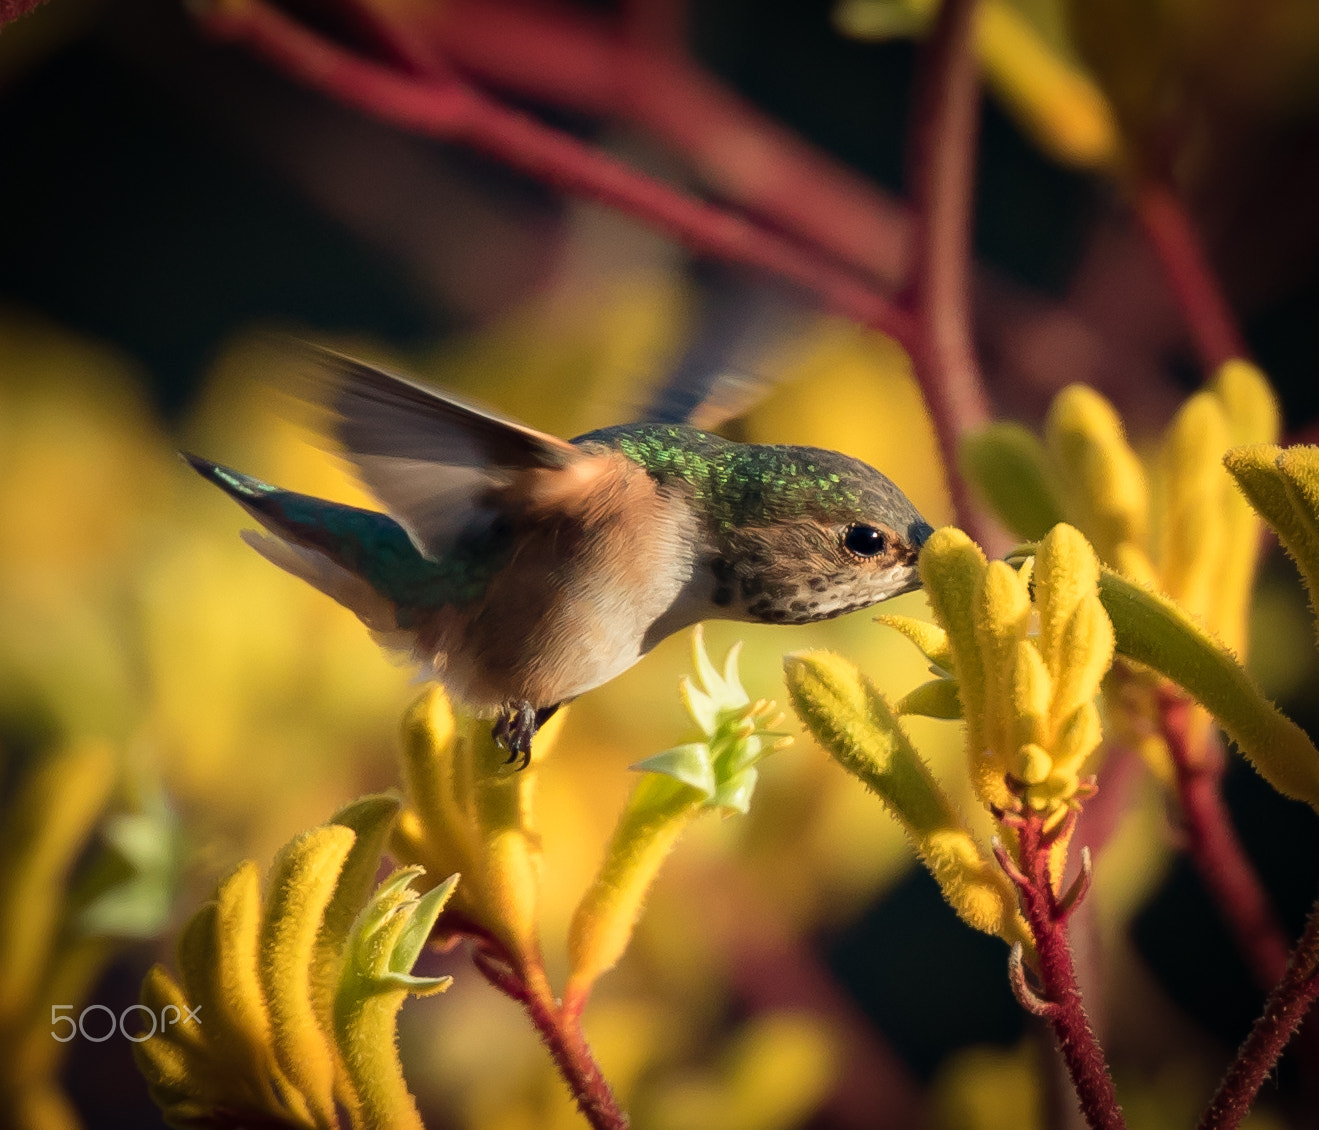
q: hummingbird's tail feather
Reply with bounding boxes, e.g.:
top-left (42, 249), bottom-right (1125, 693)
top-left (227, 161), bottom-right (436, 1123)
top-left (239, 529), bottom-right (404, 638)
top-left (183, 452), bottom-right (421, 636)
top-left (293, 346), bottom-right (588, 561)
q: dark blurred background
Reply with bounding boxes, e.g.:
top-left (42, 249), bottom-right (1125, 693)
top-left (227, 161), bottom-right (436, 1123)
top-left (3, 1), bottom-right (1319, 1127)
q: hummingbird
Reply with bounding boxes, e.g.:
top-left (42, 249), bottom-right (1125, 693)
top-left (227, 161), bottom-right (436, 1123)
top-left (187, 349), bottom-right (932, 767)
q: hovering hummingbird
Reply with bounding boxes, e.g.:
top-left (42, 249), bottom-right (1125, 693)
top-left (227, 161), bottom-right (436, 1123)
top-left (187, 349), bottom-right (932, 767)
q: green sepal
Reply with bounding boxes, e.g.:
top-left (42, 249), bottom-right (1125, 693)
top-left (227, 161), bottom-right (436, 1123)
top-left (565, 627), bottom-right (784, 1001)
top-left (876, 614), bottom-right (954, 671)
top-left (897, 678), bottom-right (964, 719)
top-left (335, 868), bottom-right (458, 1130)
top-left (680, 678), bottom-right (720, 737)
top-left (388, 873), bottom-right (458, 980)
top-left (631, 743), bottom-right (717, 797)
top-left (70, 790), bottom-right (183, 941)
top-left (711, 768), bottom-right (759, 815)
top-left (375, 970), bottom-right (453, 995)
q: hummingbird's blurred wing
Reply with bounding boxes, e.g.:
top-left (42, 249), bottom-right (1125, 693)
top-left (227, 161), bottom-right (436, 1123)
top-left (299, 347), bottom-right (586, 561)
top-left (643, 276), bottom-right (814, 429)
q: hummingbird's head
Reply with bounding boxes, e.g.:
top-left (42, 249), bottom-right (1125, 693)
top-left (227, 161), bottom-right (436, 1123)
top-left (702, 443), bottom-right (933, 625)
top-left (587, 424), bottom-right (932, 627)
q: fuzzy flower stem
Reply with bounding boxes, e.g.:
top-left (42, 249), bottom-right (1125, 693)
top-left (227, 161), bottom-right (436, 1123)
top-left (1000, 814), bottom-right (1125, 1130)
top-left (905, 0), bottom-right (998, 546)
top-left (472, 944), bottom-right (629, 1130)
top-left (1199, 895), bottom-right (1319, 1130)
top-left (1159, 691), bottom-right (1291, 988)
top-left (195, 0), bottom-right (914, 347)
top-left (1134, 179), bottom-right (1247, 373)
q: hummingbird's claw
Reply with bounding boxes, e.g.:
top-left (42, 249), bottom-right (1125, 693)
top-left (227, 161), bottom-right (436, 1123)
top-left (492, 703), bottom-right (537, 770)
top-left (491, 702), bottom-right (563, 771)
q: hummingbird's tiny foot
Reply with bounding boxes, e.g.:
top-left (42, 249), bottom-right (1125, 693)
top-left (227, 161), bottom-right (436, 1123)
top-left (492, 702), bottom-right (538, 770)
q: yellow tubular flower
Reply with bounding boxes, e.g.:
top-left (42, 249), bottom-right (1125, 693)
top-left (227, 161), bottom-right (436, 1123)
top-left (136, 798), bottom-right (454, 1129)
top-left (891, 525), bottom-right (1115, 836)
top-left (1213, 363), bottom-right (1283, 656)
top-left (391, 687), bottom-right (559, 969)
top-left (919, 529), bottom-right (996, 802)
top-left (834, 0), bottom-right (1121, 169)
top-left (962, 367), bottom-right (1280, 783)
top-left (1044, 386), bottom-right (1154, 585)
top-left (1227, 445), bottom-right (1319, 652)
top-left (974, 560), bottom-right (1034, 804)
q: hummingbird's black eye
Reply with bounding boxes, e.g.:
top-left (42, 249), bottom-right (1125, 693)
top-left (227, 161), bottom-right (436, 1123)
top-left (844, 524), bottom-right (887, 558)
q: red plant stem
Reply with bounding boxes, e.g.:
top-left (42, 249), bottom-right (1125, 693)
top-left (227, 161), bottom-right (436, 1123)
top-left (472, 943), bottom-right (629, 1130)
top-left (425, 0), bottom-right (914, 288)
top-left (1199, 894), bottom-right (1319, 1130)
top-left (904, 0), bottom-right (996, 544)
top-left (1005, 816), bottom-right (1126, 1130)
top-left (1158, 692), bottom-right (1291, 988)
top-left (196, 0), bottom-right (916, 347)
top-left (1134, 180), bottom-right (1247, 373)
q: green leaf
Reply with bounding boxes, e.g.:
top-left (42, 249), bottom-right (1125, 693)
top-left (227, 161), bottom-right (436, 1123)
top-left (71, 795), bottom-right (183, 940)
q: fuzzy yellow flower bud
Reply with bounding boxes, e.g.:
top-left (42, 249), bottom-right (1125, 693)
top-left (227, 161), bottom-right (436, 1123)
top-left (136, 797), bottom-right (451, 1130)
top-left (1211, 362), bottom-right (1280, 657)
top-left (919, 528), bottom-right (991, 765)
top-left (1159, 391), bottom-right (1230, 623)
top-left (1008, 640), bottom-right (1052, 753)
top-left (975, 561), bottom-right (1033, 763)
top-left (902, 523), bottom-right (1115, 820)
top-left (1045, 385), bottom-right (1152, 581)
top-left (260, 825), bottom-right (356, 1125)
top-left (785, 650), bottom-right (1030, 950)
top-left (391, 686), bottom-right (562, 967)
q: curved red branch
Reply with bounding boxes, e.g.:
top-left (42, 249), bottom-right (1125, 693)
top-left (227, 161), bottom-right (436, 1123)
top-left (904, 0), bottom-right (997, 544)
top-left (196, 0), bottom-right (915, 346)
top-left (1134, 180), bottom-right (1247, 373)
top-left (423, 0), bottom-right (913, 288)
top-left (1158, 691), bottom-right (1291, 989)
top-left (0, 0), bottom-right (49, 29)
